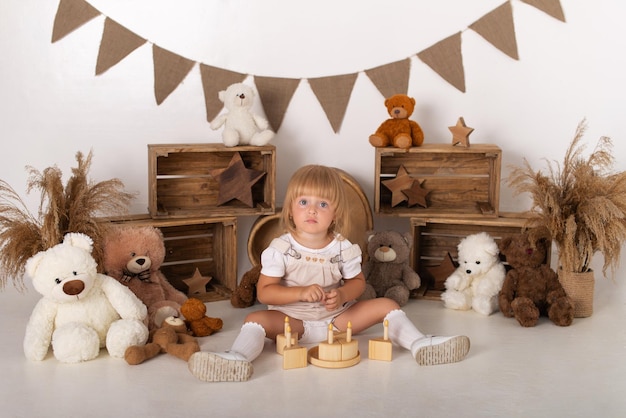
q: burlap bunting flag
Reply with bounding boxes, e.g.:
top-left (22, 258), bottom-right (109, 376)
top-left (200, 65), bottom-right (247, 122)
top-left (51, 0), bottom-right (566, 132)
top-left (96, 18), bottom-right (146, 75)
top-left (469, 2), bottom-right (519, 60)
top-left (308, 73), bottom-right (358, 133)
top-left (418, 33), bottom-right (465, 93)
top-left (365, 59), bottom-right (411, 99)
top-left (153, 45), bottom-right (196, 105)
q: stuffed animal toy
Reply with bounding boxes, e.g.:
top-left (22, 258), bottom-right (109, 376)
top-left (498, 232), bottom-right (574, 327)
top-left (231, 264), bottom-right (261, 308)
top-left (359, 230), bottom-right (421, 306)
top-left (102, 225), bottom-right (188, 331)
top-left (369, 93), bottom-right (425, 149)
top-left (180, 297), bottom-right (223, 337)
top-left (441, 232), bottom-right (506, 315)
top-left (23, 233), bottom-right (149, 363)
top-left (124, 316), bottom-right (200, 365)
top-left (210, 82), bottom-right (275, 147)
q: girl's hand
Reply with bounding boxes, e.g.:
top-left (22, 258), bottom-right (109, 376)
top-left (299, 284), bottom-right (326, 303)
top-left (324, 288), bottom-right (343, 311)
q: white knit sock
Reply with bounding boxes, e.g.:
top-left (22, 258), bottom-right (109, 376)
top-left (229, 322), bottom-right (267, 362)
top-left (384, 309), bottom-right (425, 355)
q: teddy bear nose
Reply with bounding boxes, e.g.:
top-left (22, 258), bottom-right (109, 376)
top-left (238, 94), bottom-right (245, 99)
top-left (466, 269), bottom-right (472, 274)
top-left (63, 280), bottom-right (85, 296)
top-left (136, 258), bottom-right (146, 266)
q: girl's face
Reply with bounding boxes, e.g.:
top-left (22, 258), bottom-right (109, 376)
top-left (290, 195), bottom-right (336, 237)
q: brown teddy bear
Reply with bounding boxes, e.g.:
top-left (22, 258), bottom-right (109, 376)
top-left (498, 232), bottom-right (574, 327)
top-left (359, 230), bottom-right (421, 306)
top-left (230, 264), bottom-right (261, 308)
top-left (124, 316), bottom-right (200, 365)
top-left (369, 93), bottom-right (425, 149)
top-left (180, 297), bottom-right (223, 337)
top-left (102, 225), bottom-right (188, 330)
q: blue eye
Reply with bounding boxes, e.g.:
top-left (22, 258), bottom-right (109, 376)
top-left (319, 201), bottom-right (329, 208)
top-left (298, 199), bottom-right (307, 206)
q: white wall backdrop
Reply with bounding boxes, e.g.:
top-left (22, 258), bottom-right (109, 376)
top-left (1, 1), bottom-right (625, 291)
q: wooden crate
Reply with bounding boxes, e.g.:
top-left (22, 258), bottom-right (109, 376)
top-left (375, 144), bottom-right (501, 217)
top-left (409, 213), bottom-right (551, 301)
top-left (148, 143), bottom-right (276, 218)
top-left (100, 215), bottom-right (237, 302)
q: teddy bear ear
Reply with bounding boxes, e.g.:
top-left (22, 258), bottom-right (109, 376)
top-left (62, 232), bottom-right (94, 253)
top-left (218, 90), bottom-right (226, 103)
top-left (401, 231), bottom-right (413, 248)
top-left (25, 251), bottom-right (45, 278)
top-left (366, 230), bottom-right (376, 242)
top-left (499, 236), bottom-right (513, 252)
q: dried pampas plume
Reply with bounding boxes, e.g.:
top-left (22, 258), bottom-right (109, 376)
top-left (0, 150), bottom-right (135, 290)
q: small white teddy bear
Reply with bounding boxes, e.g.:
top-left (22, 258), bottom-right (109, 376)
top-left (23, 233), bottom-right (149, 363)
top-left (210, 82), bottom-right (275, 147)
top-left (441, 232), bottom-right (506, 315)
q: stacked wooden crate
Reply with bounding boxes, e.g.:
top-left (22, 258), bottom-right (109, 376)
top-left (374, 144), bottom-right (546, 300)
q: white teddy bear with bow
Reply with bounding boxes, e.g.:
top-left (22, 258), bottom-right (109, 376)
top-left (210, 82), bottom-right (275, 147)
top-left (23, 233), bottom-right (149, 363)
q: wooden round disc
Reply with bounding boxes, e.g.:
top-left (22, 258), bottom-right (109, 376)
top-left (247, 168), bottom-right (373, 266)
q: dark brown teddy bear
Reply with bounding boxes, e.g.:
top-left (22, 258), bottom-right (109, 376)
top-left (498, 232), bottom-right (574, 327)
top-left (230, 264), bottom-right (261, 308)
top-left (369, 94), bottom-right (424, 149)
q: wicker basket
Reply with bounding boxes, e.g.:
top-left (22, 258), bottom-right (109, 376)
top-left (558, 269), bottom-right (595, 318)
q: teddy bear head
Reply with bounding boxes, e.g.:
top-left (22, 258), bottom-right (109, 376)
top-left (456, 232), bottom-right (500, 277)
top-left (25, 232), bottom-right (98, 303)
top-left (498, 232), bottom-right (549, 269)
top-left (218, 82), bottom-right (256, 112)
top-left (366, 230), bottom-right (412, 265)
top-left (384, 94), bottom-right (416, 120)
top-left (102, 226), bottom-right (166, 283)
top-left (180, 297), bottom-right (207, 321)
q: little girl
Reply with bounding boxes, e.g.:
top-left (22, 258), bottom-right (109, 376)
top-left (189, 165), bottom-right (470, 382)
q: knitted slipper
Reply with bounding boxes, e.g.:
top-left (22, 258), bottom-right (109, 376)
top-left (188, 352), bottom-right (253, 382)
top-left (413, 335), bottom-right (470, 366)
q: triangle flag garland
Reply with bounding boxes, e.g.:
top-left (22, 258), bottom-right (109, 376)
top-left (308, 73), bottom-right (359, 133)
top-left (95, 18), bottom-right (146, 76)
top-left (153, 45), bottom-right (196, 105)
top-left (365, 59), bottom-right (412, 99)
top-left (51, 0), bottom-right (566, 133)
top-left (469, 2), bottom-right (519, 60)
top-left (417, 32), bottom-right (466, 93)
top-left (521, 0), bottom-right (566, 22)
top-left (199, 65), bottom-right (247, 123)
top-left (51, 0), bottom-right (100, 43)
top-left (253, 76), bottom-right (301, 132)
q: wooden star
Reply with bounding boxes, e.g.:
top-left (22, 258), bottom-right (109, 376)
top-left (183, 268), bottom-right (212, 296)
top-left (426, 252), bottom-right (457, 289)
top-left (402, 179), bottom-right (430, 208)
top-left (382, 165), bottom-right (414, 207)
top-left (209, 152), bottom-right (266, 207)
top-left (449, 117), bottom-right (474, 147)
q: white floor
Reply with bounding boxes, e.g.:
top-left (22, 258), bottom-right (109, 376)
top-left (2, 273), bottom-right (626, 418)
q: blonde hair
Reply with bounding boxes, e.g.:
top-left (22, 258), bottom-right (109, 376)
top-left (281, 165), bottom-right (348, 237)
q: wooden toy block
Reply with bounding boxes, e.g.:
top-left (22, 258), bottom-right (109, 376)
top-left (276, 333), bottom-right (298, 355)
top-left (283, 346), bottom-right (308, 370)
top-left (368, 320), bottom-right (392, 361)
top-left (317, 324), bottom-right (343, 361)
top-left (338, 322), bottom-right (358, 360)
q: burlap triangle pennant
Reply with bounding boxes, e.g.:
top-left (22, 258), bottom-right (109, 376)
top-left (51, 0), bottom-right (100, 43)
top-left (253, 76), bottom-right (301, 132)
top-left (199, 65), bottom-right (247, 122)
top-left (95, 18), bottom-right (146, 75)
top-left (417, 32), bottom-right (465, 93)
top-left (469, 2), bottom-right (519, 60)
top-left (153, 45), bottom-right (196, 105)
top-left (308, 73), bottom-right (358, 133)
top-left (521, 0), bottom-right (566, 22)
top-left (365, 59), bottom-right (411, 99)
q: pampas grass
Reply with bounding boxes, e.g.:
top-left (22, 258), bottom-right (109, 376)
top-left (507, 120), bottom-right (626, 276)
top-left (0, 150), bottom-right (134, 290)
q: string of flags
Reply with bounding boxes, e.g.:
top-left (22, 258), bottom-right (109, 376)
top-left (51, 0), bottom-right (565, 133)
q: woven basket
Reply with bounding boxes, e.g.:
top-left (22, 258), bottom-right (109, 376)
top-left (558, 269), bottom-right (595, 318)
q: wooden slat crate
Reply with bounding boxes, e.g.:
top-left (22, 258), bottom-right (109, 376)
top-left (148, 143), bottom-right (276, 218)
top-left (374, 144), bottom-right (501, 217)
top-left (409, 213), bottom-right (551, 301)
top-left (99, 215), bottom-right (237, 302)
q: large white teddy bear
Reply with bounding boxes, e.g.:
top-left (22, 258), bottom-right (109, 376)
top-left (23, 233), bottom-right (149, 363)
top-left (441, 232), bottom-right (506, 315)
top-left (210, 82), bottom-right (275, 147)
